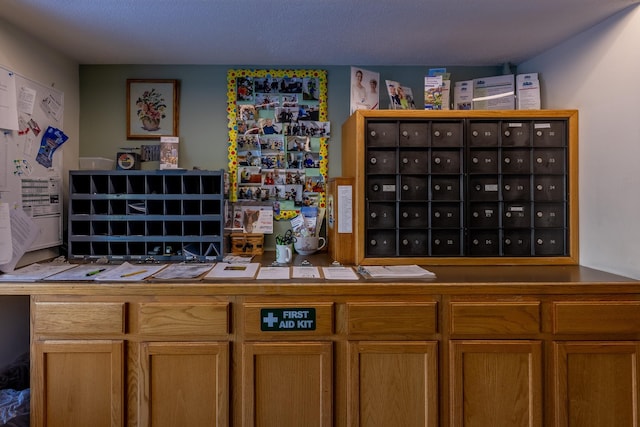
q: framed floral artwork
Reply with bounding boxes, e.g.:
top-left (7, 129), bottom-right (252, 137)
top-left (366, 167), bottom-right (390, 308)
top-left (127, 79), bottom-right (180, 139)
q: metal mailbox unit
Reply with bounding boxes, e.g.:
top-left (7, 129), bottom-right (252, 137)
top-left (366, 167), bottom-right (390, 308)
top-left (341, 110), bottom-right (579, 266)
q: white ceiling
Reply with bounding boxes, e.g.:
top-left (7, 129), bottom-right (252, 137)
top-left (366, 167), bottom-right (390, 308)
top-left (1, 0), bottom-right (639, 66)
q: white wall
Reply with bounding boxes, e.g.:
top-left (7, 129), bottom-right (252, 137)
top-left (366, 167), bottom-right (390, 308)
top-left (519, 5), bottom-right (640, 279)
top-left (0, 17), bottom-right (79, 267)
top-left (0, 17), bottom-right (79, 366)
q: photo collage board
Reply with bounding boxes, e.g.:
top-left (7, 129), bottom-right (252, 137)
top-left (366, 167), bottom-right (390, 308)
top-left (226, 69), bottom-right (329, 220)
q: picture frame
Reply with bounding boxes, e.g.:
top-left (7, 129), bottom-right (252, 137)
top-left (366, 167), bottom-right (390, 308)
top-left (127, 79), bottom-right (179, 139)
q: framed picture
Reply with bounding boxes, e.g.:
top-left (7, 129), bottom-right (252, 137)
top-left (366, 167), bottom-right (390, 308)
top-left (127, 79), bottom-right (179, 139)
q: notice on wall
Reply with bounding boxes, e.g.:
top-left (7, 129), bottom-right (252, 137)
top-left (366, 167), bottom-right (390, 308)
top-left (0, 64), bottom-right (65, 252)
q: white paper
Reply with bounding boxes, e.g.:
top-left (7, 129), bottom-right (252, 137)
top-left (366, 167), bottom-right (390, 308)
top-left (94, 261), bottom-right (167, 281)
top-left (337, 185), bottom-right (352, 233)
top-left (0, 70), bottom-right (19, 130)
top-left (362, 265), bottom-right (436, 279)
top-left (0, 262), bottom-right (77, 282)
top-left (150, 263), bottom-right (215, 280)
top-left (0, 207), bottom-right (40, 273)
top-left (256, 266), bottom-right (290, 280)
top-left (292, 266), bottom-right (321, 279)
top-left (321, 266), bottom-right (359, 280)
top-left (17, 86), bottom-right (36, 115)
top-left (204, 262), bottom-right (259, 279)
top-left (0, 203), bottom-right (12, 264)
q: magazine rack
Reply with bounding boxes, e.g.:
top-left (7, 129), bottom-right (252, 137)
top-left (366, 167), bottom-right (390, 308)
top-left (67, 169), bottom-right (225, 262)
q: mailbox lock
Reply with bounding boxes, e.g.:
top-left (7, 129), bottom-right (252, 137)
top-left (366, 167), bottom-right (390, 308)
top-left (433, 130), bottom-right (441, 137)
top-left (370, 157), bottom-right (377, 164)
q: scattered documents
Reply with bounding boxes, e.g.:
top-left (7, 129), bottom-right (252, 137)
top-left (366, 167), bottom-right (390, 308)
top-left (360, 265), bottom-right (436, 279)
top-left (204, 262), bottom-right (259, 279)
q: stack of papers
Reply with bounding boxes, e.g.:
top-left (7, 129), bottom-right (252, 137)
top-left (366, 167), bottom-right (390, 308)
top-left (43, 264), bottom-right (119, 281)
top-left (360, 265), bottom-right (436, 279)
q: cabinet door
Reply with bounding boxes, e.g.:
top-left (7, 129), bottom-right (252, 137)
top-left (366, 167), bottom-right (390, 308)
top-left (138, 342), bottom-right (229, 427)
top-left (347, 341), bottom-right (438, 427)
top-left (553, 341), bottom-right (640, 427)
top-left (241, 341), bottom-right (333, 427)
top-left (32, 340), bottom-right (124, 427)
top-left (450, 340), bottom-right (542, 427)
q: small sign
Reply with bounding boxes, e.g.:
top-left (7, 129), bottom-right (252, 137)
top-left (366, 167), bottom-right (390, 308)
top-left (261, 308), bottom-right (316, 331)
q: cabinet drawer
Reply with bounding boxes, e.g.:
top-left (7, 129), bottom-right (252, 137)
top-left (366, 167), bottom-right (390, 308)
top-left (450, 302), bottom-right (540, 335)
top-left (244, 302), bottom-right (334, 336)
top-left (553, 301), bottom-right (640, 334)
top-left (137, 302), bottom-right (230, 336)
top-left (346, 302), bottom-right (437, 335)
top-left (33, 301), bottom-right (125, 335)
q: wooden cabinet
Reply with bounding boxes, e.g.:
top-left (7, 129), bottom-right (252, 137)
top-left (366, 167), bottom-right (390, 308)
top-left (347, 341), bottom-right (438, 427)
top-left (31, 296), bottom-right (231, 427)
top-left (449, 340), bottom-right (543, 427)
top-left (23, 267), bottom-right (639, 426)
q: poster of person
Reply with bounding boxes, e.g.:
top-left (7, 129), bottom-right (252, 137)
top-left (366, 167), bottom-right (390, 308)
top-left (350, 67), bottom-right (380, 114)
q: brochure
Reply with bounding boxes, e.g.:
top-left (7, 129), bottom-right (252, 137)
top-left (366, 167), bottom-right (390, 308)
top-left (516, 73), bottom-right (541, 110)
top-left (473, 74), bottom-right (515, 110)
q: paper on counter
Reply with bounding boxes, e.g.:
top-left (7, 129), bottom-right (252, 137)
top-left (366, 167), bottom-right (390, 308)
top-left (256, 266), bottom-right (290, 280)
top-left (43, 264), bottom-right (119, 281)
top-left (362, 265), bottom-right (436, 279)
top-left (204, 262), bottom-right (259, 279)
top-left (94, 262), bottom-right (167, 281)
top-left (292, 266), bottom-right (321, 279)
top-left (150, 263), bottom-right (215, 280)
top-left (0, 262), bottom-right (78, 282)
top-left (321, 266), bottom-right (359, 280)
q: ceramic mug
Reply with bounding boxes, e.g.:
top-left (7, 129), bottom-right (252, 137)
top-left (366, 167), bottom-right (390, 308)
top-left (275, 244), bottom-right (292, 264)
top-left (294, 236), bottom-right (326, 255)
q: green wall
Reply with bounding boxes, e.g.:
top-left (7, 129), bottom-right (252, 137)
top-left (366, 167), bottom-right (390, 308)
top-left (79, 65), bottom-right (502, 177)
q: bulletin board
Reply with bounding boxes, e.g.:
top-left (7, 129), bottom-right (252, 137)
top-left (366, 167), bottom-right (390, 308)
top-left (226, 69), bottom-right (329, 220)
top-left (0, 65), bottom-right (65, 251)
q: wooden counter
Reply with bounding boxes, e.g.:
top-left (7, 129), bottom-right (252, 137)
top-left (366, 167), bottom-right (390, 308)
top-left (5, 259), bottom-right (639, 427)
